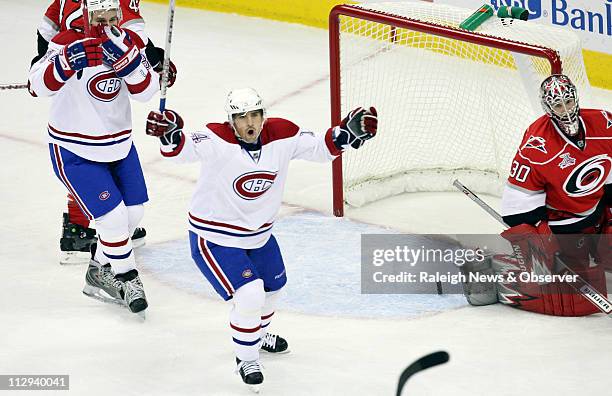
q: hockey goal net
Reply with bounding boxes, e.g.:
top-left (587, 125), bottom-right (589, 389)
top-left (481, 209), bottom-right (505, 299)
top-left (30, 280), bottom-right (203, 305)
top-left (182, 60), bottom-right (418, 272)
top-left (330, 1), bottom-right (594, 216)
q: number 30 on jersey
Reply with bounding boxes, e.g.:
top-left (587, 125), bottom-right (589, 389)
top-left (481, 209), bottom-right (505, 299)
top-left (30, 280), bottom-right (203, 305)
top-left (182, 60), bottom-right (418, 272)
top-left (509, 160), bottom-right (531, 183)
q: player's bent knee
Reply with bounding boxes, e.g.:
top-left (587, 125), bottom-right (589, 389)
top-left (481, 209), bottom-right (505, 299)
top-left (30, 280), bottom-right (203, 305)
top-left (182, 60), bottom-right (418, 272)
top-left (95, 202), bottom-right (129, 237)
top-left (233, 279), bottom-right (266, 316)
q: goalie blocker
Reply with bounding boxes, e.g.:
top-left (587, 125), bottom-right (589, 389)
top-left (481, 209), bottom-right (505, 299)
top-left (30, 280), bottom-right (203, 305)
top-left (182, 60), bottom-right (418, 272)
top-left (462, 221), bottom-right (608, 316)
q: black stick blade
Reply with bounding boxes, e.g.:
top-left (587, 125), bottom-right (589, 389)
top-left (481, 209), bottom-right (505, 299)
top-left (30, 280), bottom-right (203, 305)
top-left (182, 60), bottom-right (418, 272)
top-left (396, 351), bottom-right (450, 396)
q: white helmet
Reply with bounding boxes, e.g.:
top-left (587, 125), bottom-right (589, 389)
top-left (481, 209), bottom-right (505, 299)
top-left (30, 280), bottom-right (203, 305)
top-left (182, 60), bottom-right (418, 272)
top-left (85, 0), bottom-right (122, 23)
top-left (224, 88), bottom-right (266, 124)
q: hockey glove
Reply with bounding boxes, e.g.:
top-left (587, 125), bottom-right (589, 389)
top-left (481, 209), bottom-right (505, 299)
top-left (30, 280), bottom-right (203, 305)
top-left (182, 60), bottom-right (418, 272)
top-left (333, 106), bottom-right (378, 150)
top-left (146, 109), bottom-right (184, 147)
top-left (144, 43), bottom-right (177, 88)
top-left (55, 38), bottom-right (104, 78)
top-left (100, 26), bottom-right (143, 78)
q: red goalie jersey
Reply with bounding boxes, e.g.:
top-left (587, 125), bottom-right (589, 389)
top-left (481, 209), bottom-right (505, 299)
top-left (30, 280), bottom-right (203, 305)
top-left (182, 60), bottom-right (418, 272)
top-left (40, 0), bottom-right (145, 41)
top-left (501, 109), bottom-right (612, 232)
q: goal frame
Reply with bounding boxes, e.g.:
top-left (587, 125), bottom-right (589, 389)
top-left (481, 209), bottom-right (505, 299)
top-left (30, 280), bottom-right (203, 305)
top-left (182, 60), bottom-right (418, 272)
top-left (329, 4), bottom-right (562, 217)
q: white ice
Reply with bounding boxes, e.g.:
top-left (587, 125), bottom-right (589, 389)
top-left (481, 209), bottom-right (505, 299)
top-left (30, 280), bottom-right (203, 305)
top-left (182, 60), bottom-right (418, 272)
top-left (1, 1), bottom-right (612, 395)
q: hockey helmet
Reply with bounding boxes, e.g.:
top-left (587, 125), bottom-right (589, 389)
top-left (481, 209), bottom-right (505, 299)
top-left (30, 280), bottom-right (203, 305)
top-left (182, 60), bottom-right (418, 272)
top-left (224, 88), bottom-right (266, 125)
top-left (540, 74), bottom-right (580, 136)
top-left (85, 0), bottom-right (122, 24)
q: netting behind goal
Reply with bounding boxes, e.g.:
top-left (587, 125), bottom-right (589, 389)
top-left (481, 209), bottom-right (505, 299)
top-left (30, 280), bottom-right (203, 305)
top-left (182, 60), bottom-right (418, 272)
top-left (330, 2), bottom-right (594, 215)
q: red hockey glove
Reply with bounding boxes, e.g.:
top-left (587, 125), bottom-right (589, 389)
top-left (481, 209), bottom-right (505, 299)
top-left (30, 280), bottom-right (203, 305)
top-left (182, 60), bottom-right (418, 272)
top-left (333, 106), bottom-right (378, 150)
top-left (145, 110), bottom-right (184, 144)
top-left (55, 38), bottom-right (104, 78)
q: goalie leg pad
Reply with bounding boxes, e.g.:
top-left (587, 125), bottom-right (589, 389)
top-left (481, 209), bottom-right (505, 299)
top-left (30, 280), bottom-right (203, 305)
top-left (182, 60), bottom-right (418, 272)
top-left (493, 256), bottom-right (606, 316)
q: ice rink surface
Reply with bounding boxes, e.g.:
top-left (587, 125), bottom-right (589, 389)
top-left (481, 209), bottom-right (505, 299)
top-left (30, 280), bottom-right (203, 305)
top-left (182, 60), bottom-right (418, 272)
top-left (1, 1), bottom-right (611, 394)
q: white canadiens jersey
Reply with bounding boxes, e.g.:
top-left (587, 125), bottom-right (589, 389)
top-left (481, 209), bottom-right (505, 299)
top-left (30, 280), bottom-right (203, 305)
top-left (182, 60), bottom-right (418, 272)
top-left (28, 29), bottom-right (159, 162)
top-left (162, 118), bottom-right (342, 249)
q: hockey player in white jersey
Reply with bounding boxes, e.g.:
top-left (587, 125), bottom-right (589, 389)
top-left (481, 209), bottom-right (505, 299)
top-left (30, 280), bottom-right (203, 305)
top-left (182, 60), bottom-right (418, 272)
top-left (28, 0), bottom-right (159, 314)
top-left (145, 88), bottom-right (377, 390)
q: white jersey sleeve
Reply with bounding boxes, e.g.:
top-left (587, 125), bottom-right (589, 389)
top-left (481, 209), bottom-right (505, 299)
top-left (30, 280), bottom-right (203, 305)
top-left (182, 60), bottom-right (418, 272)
top-left (159, 128), bottom-right (222, 164)
top-left (291, 126), bottom-right (342, 162)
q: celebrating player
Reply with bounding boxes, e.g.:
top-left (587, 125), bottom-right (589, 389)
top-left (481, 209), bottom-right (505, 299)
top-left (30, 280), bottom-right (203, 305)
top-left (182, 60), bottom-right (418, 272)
top-left (145, 88), bottom-right (377, 390)
top-left (28, 0), bottom-right (159, 314)
top-left (30, 0), bottom-right (177, 264)
top-left (465, 74), bottom-right (611, 316)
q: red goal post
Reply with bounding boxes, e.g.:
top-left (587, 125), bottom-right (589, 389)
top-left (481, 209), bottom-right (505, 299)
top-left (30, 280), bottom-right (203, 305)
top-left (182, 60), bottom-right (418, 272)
top-left (329, 3), bottom-right (570, 217)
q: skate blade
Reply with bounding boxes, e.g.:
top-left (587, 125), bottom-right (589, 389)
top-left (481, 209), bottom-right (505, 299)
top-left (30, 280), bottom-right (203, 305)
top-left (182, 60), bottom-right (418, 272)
top-left (132, 238), bottom-right (146, 249)
top-left (82, 285), bottom-right (126, 307)
top-left (248, 384), bottom-right (261, 394)
top-left (60, 251), bottom-right (90, 265)
top-left (261, 348), bottom-right (290, 355)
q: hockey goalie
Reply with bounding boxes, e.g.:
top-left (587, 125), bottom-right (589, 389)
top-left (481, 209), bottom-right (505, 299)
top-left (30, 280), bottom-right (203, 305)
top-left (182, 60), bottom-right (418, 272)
top-left (463, 74), bottom-right (612, 317)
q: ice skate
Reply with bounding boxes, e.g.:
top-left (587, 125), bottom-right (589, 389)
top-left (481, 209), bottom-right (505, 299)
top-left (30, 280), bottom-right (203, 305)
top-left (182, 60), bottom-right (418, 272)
top-left (82, 245), bottom-right (125, 306)
top-left (115, 269), bottom-right (148, 315)
top-left (60, 213), bottom-right (97, 265)
top-left (260, 332), bottom-right (289, 354)
top-left (236, 358), bottom-right (263, 393)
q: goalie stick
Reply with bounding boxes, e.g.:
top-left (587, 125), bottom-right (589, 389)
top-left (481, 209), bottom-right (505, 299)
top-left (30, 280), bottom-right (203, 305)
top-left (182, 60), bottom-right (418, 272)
top-left (453, 179), bottom-right (612, 315)
top-left (396, 351), bottom-right (449, 396)
top-left (0, 83), bottom-right (27, 90)
top-left (159, 0), bottom-right (176, 112)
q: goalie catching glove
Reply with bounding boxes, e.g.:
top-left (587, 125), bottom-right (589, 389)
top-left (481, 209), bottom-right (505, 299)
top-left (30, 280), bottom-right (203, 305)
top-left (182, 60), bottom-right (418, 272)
top-left (146, 109), bottom-right (184, 148)
top-left (333, 106), bottom-right (378, 150)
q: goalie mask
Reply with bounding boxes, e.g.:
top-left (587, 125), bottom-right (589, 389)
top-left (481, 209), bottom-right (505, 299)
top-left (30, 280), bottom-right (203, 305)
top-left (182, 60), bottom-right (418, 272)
top-left (540, 74), bottom-right (580, 136)
top-left (85, 0), bottom-right (122, 25)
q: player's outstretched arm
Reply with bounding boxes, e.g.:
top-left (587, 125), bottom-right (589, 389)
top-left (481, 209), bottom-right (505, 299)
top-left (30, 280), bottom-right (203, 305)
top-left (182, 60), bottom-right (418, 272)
top-left (146, 109), bottom-right (198, 163)
top-left (292, 106), bottom-right (378, 162)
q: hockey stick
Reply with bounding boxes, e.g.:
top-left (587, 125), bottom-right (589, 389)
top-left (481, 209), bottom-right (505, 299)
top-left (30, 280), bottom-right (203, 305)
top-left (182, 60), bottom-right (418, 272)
top-left (0, 83), bottom-right (27, 90)
top-left (159, 0), bottom-right (176, 112)
top-left (82, 1), bottom-right (91, 37)
top-left (396, 351), bottom-right (449, 396)
top-left (453, 179), bottom-right (612, 315)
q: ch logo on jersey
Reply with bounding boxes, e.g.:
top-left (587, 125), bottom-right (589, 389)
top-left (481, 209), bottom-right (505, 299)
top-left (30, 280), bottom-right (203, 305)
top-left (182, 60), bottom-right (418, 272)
top-left (99, 191), bottom-right (111, 201)
top-left (233, 171), bottom-right (277, 200)
top-left (87, 71), bottom-right (122, 102)
top-left (602, 111), bottom-right (612, 129)
top-left (522, 135), bottom-right (547, 153)
top-left (563, 154), bottom-right (612, 198)
top-left (558, 153), bottom-right (576, 169)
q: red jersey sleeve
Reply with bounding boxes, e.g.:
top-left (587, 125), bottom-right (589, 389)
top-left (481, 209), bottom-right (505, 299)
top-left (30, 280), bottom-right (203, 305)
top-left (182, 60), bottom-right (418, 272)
top-left (44, 0), bottom-right (61, 27)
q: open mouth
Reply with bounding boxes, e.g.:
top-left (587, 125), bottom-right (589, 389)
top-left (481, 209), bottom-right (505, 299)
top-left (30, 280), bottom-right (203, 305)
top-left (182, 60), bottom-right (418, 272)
top-left (247, 128), bottom-right (255, 136)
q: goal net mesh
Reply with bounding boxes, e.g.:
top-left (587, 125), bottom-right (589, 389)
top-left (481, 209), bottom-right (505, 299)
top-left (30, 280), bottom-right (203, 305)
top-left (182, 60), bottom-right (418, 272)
top-left (336, 1), bottom-right (594, 207)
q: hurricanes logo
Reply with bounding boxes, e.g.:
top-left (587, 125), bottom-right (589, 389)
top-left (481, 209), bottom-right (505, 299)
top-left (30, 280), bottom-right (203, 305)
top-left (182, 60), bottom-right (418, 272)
top-left (233, 171), bottom-right (277, 200)
top-left (87, 71), bottom-right (121, 102)
top-left (563, 154), bottom-right (612, 197)
top-left (522, 135), bottom-right (547, 153)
